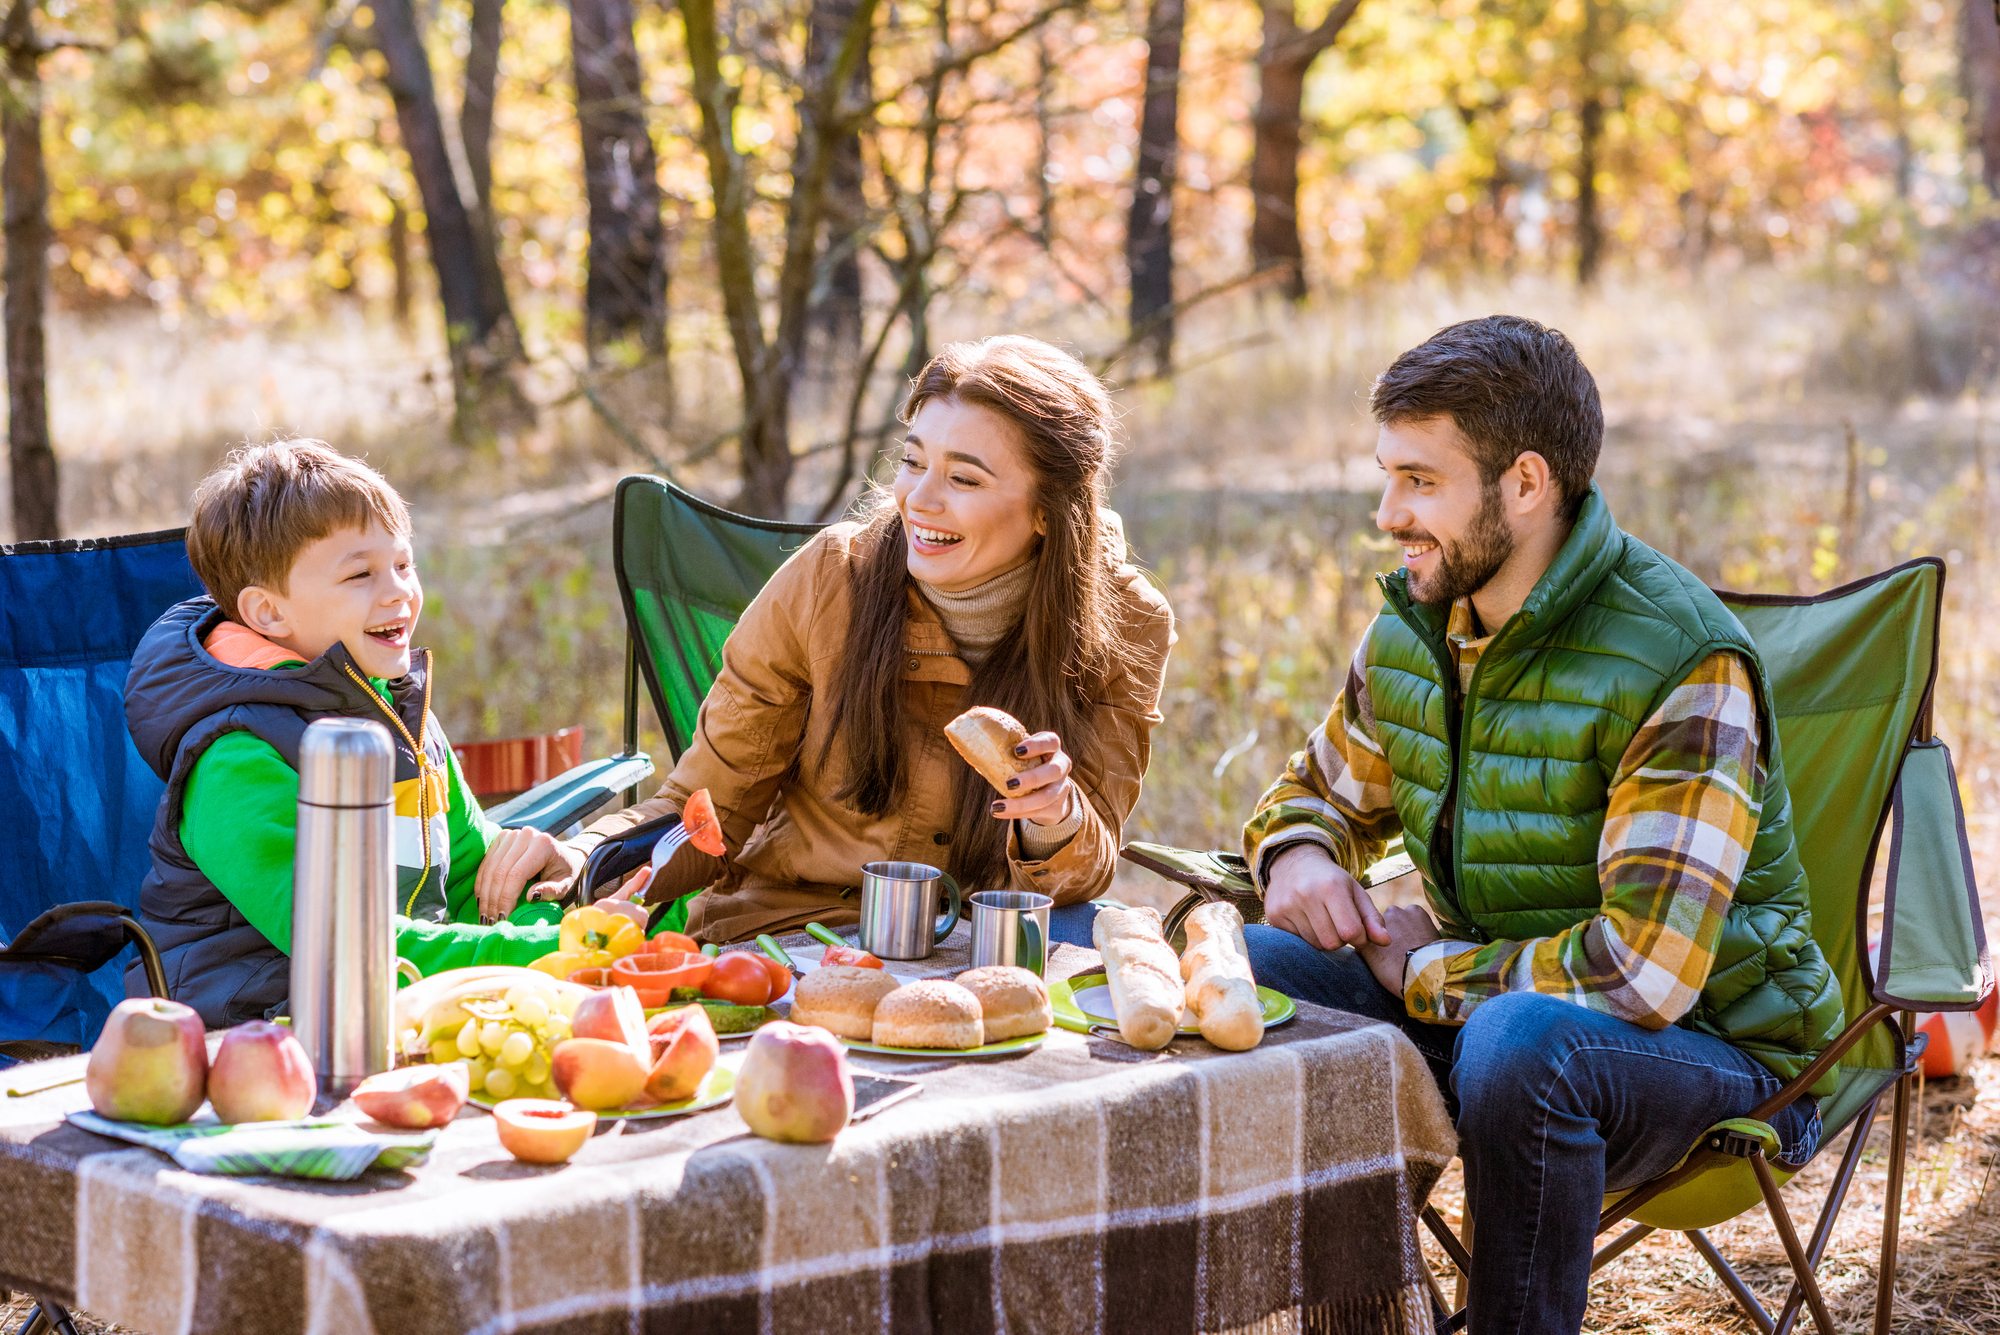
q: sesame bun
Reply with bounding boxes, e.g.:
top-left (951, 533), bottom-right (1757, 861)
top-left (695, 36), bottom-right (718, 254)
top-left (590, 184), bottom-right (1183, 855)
top-left (790, 966), bottom-right (901, 1040)
top-left (954, 966), bottom-right (1052, 1041)
top-left (871, 979), bottom-right (985, 1051)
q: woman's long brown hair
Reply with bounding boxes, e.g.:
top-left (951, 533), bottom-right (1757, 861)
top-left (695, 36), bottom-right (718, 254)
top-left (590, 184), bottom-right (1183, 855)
top-left (818, 336), bottom-right (1127, 892)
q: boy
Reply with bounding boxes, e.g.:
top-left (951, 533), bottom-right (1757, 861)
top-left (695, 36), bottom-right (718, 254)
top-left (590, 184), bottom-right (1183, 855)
top-left (125, 440), bottom-right (589, 1027)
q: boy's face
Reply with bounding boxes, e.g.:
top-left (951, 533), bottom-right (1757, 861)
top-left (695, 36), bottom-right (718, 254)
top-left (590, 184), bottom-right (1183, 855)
top-left (237, 520), bottom-right (423, 679)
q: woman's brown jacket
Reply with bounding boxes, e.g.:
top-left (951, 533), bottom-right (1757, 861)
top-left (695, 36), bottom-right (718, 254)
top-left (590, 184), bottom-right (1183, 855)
top-left (577, 521), bottom-right (1176, 943)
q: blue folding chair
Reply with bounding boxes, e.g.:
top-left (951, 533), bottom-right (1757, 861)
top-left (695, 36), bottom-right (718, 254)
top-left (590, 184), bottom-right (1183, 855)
top-left (0, 531), bottom-right (201, 1064)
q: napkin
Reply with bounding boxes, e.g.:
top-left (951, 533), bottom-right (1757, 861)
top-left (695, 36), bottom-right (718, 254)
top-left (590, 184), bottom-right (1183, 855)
top-left (67, 1110), bottom-right (438, 1180)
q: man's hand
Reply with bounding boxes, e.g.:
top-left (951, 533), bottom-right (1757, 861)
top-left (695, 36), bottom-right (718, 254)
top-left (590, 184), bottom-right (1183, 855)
top-left (1355, 905), bottom-right (1442, 998)
top-left (474, 828), bottom-right (586, 925)
top-left (1263, 843), bottom-right (1390, 950)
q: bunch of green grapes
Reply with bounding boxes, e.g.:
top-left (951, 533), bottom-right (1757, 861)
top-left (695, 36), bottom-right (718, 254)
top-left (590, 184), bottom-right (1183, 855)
top-left (421, 981), bottom-right (573, 1102)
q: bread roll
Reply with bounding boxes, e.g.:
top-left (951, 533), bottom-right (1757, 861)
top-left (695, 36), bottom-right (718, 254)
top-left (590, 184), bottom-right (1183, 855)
top-left (1179, 902), bottom-right (1264, 1051)
top-left (944, 706), bottom-right (1033, 793)
top-left (790, 965), bottom-right (901, 1040)
top-left (871, 980), bottom-right (985, 1050)
top-left (1090, 905), bottom-right (1183, 1050)
top-left (955, 965), bottom-right (1053, 1041)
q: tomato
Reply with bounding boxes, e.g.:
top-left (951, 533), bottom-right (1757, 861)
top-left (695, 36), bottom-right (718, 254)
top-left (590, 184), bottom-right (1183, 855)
top-left (754, 954), bottom-right (792, 997)
top-left (820, 945), bottom-right (883, 970)
top-left (703, 953), bottom-right (772, 1006)
top-left (682, 789), bottom-right (725, 858)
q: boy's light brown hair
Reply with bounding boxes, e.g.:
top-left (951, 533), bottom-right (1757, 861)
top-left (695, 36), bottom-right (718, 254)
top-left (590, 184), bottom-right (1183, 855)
top-left (186, 440), bottom-right (411, 624)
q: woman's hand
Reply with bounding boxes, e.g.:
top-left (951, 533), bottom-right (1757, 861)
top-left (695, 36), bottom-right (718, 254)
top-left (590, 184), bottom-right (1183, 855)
top-left (985, 730), bottom-right (1074, 827)
top-left (473, 828), bottom-right (586, 925)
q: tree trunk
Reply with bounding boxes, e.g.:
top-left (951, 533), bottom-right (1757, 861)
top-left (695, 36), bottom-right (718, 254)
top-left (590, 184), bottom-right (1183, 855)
top-left (1126, 0), bottom-right (1184, 374)
top-left (805, 0), bottom-right (868, 352)
top-left (3, 0), bottom-right (56, 541)
top-left (1574, 0), bottom-right (1603, 286)
top-left (1966, 0), bottom-right (2000, 196)
top-left (460, 0), bottom-right (513, 329)
top-left (387, 195), bottom-right (413, 329)
top-left (1249, 8), bottom-right (1307, 299)
top-left (372, 0), bottom-right (516, 426)
top-left (572, 0), bottom-right (667, 355)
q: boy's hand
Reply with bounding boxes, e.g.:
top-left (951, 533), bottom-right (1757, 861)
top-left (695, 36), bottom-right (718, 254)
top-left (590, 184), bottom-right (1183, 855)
top-left (475, 828), bottom-right (585, 925)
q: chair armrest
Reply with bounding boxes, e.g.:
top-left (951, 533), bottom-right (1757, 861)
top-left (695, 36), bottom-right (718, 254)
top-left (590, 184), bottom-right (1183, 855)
top-left (485, 752), bottom-right (657, 835)
top-left (576, 811), bottom-right (687, 903)
top-left (1876, 740), bottom-right (1991, 1011)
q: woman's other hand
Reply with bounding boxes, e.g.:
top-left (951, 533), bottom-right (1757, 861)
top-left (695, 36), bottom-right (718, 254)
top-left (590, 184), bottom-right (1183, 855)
top-left (986, 730), bottom-right (1074, 826)
top-left (474, 828), bottom-right (586, 925)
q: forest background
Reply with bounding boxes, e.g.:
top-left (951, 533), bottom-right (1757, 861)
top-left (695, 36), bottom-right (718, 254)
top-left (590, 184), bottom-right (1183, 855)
top-left (0, 0), bottom-right (1994, 883)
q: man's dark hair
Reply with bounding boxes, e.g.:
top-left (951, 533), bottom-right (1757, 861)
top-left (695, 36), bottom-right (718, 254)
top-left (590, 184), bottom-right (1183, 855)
top-left (1370, 315), bottom-right (1603, 525)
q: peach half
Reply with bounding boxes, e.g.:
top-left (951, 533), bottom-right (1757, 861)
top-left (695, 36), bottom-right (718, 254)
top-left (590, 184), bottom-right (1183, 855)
top-left (643, 1005), bottom-right (719, 1103)
top-left (550, 1037), bottom-right (649, 1110)
top-left (352, 1063), bottom-right (470, 1129)
top-left (493, 1098), bottom-right (597, 1163)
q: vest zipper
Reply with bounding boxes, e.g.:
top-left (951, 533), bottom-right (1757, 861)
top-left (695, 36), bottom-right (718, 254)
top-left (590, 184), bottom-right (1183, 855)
top-left (338, 652), bottom-right (438, 915)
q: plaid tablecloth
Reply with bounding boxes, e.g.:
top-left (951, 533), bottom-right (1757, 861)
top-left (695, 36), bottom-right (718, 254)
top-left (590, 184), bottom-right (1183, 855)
top-left (0, 928), bottom-right (1455, 1335)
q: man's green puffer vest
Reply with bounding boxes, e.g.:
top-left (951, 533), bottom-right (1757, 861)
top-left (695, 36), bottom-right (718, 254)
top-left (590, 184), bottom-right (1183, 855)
top-left (1366, 487), bottom-right (1843, 1088)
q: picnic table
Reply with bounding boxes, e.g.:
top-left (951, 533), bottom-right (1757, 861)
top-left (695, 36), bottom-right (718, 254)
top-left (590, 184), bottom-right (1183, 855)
top-left (0, 925), bottom-right (1455, 1335)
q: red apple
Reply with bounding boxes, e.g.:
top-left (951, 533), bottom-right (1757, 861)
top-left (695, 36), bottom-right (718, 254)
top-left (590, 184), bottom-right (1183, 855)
top-left (733, 1021), bottom-right (853, 1143)
top-left (643, 1005), bottom-right (719, 1103)
top-left (86, 997), bottom-right (208, 1125)
top-left (550, 1037), bottom-right (649, 1110)
top-left (207, 1020), bottom-right (317, 1123)
top-left (352, 1063), bottom-right (470, 1128)
top-left (568, 985), bottom-right (650, 1058)
top-left (493, 1098), bottom-right (597, 1163)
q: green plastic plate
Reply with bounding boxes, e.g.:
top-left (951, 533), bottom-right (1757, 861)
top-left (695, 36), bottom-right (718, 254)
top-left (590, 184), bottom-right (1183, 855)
top-left (472, 1066), bottom-right (735, 1121)
top-left (1049, 974), bottom-right (1296, 1037)
top-left (839, 1033), bottom-right (1046, 1059)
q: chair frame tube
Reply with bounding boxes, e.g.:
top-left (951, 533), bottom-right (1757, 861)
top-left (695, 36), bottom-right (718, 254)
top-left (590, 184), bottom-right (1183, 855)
top-left (1750, 1148), bottom-right (1835, 1333)
top-left (1686, 1227), bottom-right (1774, 1334)
top-left (1771, 1090), bottom-right (1882, 1335)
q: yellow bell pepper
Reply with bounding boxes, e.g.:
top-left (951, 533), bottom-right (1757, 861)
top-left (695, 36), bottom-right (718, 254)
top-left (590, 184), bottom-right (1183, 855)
top-left (527, 905), bottom-right (645, 980)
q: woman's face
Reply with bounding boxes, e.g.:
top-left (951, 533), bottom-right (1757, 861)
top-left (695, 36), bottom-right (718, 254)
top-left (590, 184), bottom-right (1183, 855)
top-left (894, 396), bottom-right (1046, 593)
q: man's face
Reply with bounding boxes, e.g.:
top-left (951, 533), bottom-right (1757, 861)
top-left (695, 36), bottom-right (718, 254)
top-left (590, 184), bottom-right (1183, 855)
top-left (1375, 417), bottom-right (1515, 609)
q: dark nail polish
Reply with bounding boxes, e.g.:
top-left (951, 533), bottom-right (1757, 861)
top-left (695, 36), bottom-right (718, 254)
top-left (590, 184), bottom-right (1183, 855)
top-left (990, 800), bottom-right (1005, 815)
top-left (1013, 744), bottom-right (1028, 757)
top-left (1006, 777), bottom-right (1019, 789)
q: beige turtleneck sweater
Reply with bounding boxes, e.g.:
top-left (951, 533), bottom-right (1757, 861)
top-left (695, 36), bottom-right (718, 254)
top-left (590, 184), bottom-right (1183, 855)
top-left (917, 562), bottom-right (1084, 858)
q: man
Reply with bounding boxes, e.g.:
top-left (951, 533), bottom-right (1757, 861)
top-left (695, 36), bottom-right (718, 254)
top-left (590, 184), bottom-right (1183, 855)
top-left (1242, 316), bottom-right (1842, 1334)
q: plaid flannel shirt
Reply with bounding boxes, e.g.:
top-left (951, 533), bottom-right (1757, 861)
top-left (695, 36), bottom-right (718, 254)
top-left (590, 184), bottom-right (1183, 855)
top-left (1243, 600), bottom-right (1763, 1031)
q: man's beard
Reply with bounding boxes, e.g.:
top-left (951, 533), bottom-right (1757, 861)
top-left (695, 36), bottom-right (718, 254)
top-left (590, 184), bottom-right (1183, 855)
top-left (1395, 484), bottom-right (1515, 609)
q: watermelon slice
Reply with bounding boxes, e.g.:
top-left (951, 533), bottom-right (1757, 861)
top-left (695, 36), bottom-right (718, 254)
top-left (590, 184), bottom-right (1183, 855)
top-left (683, 788), bottom-right (724, 857)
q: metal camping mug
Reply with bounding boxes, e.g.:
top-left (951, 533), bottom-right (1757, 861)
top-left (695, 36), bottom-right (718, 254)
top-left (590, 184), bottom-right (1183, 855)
top-left (968, 890), bottom-right (1052, 977)
top-left (857, 861), bottom-right (964, 960)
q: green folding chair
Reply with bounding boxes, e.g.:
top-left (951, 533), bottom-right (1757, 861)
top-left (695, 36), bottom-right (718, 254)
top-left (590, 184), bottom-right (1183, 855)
top-left (1126, 557), bottom-right (1988, 1334)
top-left (573, 475), bottom-right (826, 915)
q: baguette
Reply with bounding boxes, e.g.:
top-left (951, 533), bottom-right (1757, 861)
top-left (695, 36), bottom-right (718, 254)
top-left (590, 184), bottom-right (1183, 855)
top-left (1090, 905), bottom-right (1183, 1050)
top-left (944, 706), bottom-right (1034, 794)
top-left (1179, 902), bottom-right (1264, 1051)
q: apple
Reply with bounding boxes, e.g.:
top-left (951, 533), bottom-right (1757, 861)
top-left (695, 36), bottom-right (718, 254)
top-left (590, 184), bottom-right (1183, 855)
top-left (207, 1020), bottom-right (317, 1123)
top-left (352, 1063), bottom-right (470, 1128)
top-left (494, 1098), bottom-right (597, 1163)
top-left (568, 985), bottom-right (650, 1058)
top-left (550, 1037), bottom-right (649, 1110)
top-left (86, 997), bottom-right (208, 1125)
top-left (643, 1005), bottom-right (719, 1103)
top-left (733, 1021), bottom-right (853, 1144)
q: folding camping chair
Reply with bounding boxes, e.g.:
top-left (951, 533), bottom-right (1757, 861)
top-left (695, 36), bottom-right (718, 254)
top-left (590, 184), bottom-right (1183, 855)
top-left (572, 475), bottom-right (825, 910)
top-left (1123, 557), bottom-right (1988, 1334)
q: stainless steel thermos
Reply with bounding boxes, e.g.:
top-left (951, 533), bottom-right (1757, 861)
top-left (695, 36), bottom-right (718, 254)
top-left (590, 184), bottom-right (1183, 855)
top-left (290, 718), bottom-right (397, 1100)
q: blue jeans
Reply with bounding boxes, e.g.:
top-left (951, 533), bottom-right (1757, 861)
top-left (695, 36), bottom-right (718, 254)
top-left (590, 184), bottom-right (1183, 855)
top-left (1053, 907), bottom-right (1821, 1335)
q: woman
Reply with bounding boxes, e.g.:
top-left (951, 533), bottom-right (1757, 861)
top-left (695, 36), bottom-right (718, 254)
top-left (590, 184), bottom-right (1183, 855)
top-left (572, 336), bottom-right (1175, 942)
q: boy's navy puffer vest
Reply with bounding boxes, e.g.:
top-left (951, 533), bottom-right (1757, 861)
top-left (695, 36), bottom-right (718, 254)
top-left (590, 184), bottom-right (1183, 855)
top-left (1366, 487), bottom-right (1843, 1089)
top-left (124, 597), bottom-right (452, 1028)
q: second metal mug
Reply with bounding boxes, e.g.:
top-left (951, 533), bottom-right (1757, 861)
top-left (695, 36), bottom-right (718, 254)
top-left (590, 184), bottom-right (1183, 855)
top-left (968, 890), bottom-right (1052, 977)
top-left (858, 861), bottom-right (964, 960)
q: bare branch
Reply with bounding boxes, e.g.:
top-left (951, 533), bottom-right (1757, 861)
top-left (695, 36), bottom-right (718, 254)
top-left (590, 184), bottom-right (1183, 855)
top-left (863, 0), bottom-right (1076, 121)
top-left (1271, 0), bottom-right (1362, 67)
